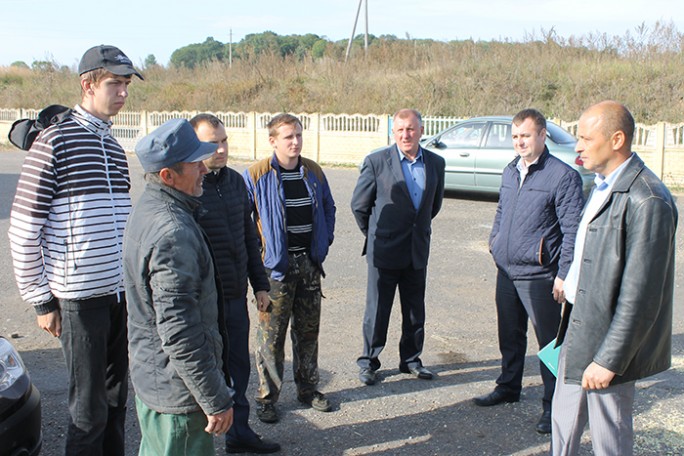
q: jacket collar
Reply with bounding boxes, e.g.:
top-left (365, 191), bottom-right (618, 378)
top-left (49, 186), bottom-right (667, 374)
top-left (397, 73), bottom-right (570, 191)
top-left (583, 154), bottom-right (644, 221)
top-left (608, 153), bottom-right (643, 194)
top-left (270, 153), bottom-right (304, 175)
top-left (203, 167), bottom-right (227, 184)
top-left (147, 181), bottom-right (204, 218)
top-left (511, 146), bottom-right (550, 170)
top-left (388, 143), bottom-right (426, 161)
top-left (72, 105), bottom-right (113, 137)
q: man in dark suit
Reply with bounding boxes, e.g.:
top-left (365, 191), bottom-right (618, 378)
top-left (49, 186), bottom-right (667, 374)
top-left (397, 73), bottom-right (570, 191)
top-left (351, 108), bottom-right (446, 386)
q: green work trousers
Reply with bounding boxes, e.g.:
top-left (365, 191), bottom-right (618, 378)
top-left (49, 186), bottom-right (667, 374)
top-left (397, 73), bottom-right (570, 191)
top-left (135, 396), bottom-right (214, 456)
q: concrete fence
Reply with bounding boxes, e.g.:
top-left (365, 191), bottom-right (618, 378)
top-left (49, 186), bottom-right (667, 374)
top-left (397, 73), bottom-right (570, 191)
top-left (1, 109), bottom-right (683, 187)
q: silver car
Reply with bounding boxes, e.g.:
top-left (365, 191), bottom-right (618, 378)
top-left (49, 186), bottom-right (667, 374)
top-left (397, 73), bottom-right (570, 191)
top-left (420, 116), bottom-right (594, 195)
top-left (0, 336), bottom-right (42, 456)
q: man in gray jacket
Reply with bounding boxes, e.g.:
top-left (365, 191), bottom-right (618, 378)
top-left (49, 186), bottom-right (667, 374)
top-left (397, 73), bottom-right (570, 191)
top-left (552, 101), bottom-right (677, 455)
top-left (124, 119), bottom-right (234, 455)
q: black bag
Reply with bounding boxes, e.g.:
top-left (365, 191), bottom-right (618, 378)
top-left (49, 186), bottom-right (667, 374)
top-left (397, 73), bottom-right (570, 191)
top-left (8, 105), bottom-right (72, 150)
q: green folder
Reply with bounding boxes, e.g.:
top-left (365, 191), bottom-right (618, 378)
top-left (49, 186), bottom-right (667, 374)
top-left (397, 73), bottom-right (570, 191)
top-left (537, 338), bottom-right (561, 377)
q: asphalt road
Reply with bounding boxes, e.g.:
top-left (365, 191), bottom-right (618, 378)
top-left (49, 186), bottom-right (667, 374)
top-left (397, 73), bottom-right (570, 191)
top-left (1, 149), bottom-right (683, 455)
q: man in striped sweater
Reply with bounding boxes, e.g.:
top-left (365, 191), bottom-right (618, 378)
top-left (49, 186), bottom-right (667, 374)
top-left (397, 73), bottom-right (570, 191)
top-left (8, 45), bottom-right (142, 455)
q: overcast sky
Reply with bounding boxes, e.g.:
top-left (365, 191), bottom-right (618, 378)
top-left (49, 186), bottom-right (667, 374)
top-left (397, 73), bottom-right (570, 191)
top-left (0, 0), bottom-right (681, 67)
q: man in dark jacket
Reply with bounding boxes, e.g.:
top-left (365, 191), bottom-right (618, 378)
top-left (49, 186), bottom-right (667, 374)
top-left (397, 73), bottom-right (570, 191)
top-left (191, 114), bottom-right (280, 454)
top-left (551, 101), bottom-right (677, 455)
top-left (474, 109), bottom-right (584, 435)
top-left (124, 119), bottom-right (234, 455)
top-left (351, 109), bottom-right (445, 386)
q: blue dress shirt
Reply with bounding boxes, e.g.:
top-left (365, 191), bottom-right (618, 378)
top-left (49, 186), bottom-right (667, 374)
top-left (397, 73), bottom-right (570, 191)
top-left (399, 148), bottom-right (426, 210)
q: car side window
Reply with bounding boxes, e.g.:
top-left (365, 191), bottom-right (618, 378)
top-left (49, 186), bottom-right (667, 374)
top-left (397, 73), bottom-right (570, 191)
top-left (546, 122), bottom-right (577, 145)
top-left (485, 123), bottom-right (512, 148)
top-left (440, 122), bottom-right (487, 148)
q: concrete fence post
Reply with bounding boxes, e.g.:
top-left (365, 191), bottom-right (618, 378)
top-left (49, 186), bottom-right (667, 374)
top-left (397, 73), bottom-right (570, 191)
top-left (381, 114), bottom-right (391, 145)
top-left (312, 113), bottom-right (321, 162)
top-left (249, 112), bottom-right (257, 160)
top-left (654, 121), bottom-right (666, 180)
top-left (141, 111), bottom-right (148, 135)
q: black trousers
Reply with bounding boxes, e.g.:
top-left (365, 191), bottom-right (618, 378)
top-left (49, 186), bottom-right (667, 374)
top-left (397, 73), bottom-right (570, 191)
top-left (224, 295), bottom-right (258, 442)
top-left (59, 293), bottom-right (128, 456)
top-left (494, 270), bottom-right (561, 411)
top-left (357, 264), bottom-right (427, 371)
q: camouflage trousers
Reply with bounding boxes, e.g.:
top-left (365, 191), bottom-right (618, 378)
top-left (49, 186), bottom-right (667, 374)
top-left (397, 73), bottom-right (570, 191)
top-left (255, 252), bottom-right (322, 404)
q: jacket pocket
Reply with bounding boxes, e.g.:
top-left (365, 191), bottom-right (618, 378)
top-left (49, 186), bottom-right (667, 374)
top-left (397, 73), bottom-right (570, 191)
top-left (374, 229), bottom-right (393, 239)
top-left (538, 237), bottom-right (544, 265)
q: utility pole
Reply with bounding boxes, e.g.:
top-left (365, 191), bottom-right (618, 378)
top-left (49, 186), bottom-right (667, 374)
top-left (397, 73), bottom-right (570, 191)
top-left (364, 0), bottom-right (369, 53)
top-left (229, 28), bottom-right (233, 68)
top-left (345, 0), bottom-right (369, 62)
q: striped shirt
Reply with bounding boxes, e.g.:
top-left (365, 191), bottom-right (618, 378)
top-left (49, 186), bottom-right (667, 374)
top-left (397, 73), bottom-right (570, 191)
top-left (280, 165), bottom-right (313, 253)
top-left (8, 105), bottom-right (131, 312)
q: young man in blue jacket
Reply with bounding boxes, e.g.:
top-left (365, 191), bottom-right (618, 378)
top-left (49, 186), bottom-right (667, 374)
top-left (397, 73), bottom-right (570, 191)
top-left (243, 113), bottom-right (336, 424)
top-left (474, 109), bottom-right (584, 434)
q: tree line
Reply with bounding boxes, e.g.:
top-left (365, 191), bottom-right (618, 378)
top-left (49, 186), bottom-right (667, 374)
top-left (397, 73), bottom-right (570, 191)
top-left (167, 32), bottom-right (397, 68)
top-left (2, 23), bottom-right (682, 122)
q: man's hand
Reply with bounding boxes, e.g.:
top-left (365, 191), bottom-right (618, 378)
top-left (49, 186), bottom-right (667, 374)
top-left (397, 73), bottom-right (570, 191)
top-left (37, 310), bottom-right (62, 337)
top-left (552, 277), bottom-right (565, 304)
top-left (581, 362), bottom-right (616, 390)
top-left (205, 408), bottom-right (233, 435)
top-left (255, 291), bottom-right (271, 312)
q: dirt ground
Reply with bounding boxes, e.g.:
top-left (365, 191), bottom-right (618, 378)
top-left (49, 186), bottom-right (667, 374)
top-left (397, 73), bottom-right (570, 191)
top-left (1, 150), bottom-right (683, 455)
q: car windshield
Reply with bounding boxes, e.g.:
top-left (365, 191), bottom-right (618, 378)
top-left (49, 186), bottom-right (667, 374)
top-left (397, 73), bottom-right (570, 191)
top-left (547, 123), bottom-right (577, 145)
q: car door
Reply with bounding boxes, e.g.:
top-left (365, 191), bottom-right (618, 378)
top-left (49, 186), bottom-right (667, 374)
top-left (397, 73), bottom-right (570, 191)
top-left (475, 121), bottom-right (515, 192)
top-left (425, 120), bottom-right (487, 190)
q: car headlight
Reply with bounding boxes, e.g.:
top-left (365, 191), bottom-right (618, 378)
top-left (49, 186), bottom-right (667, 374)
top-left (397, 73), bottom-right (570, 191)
top-left (0, 338), bottom-right (28, 392)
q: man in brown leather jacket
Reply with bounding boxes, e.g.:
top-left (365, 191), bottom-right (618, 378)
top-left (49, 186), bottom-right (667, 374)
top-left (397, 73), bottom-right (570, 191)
top-left (551, 101), bottom-right (678, 456)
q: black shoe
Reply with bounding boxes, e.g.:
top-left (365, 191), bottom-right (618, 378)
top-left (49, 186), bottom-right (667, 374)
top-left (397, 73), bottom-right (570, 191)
top-left (473, 389), bottom-right (520, 407)
top-left (256, 403), bottom-right (278, 423)
top-left (226, 435), bottom-right (281, 453)
top-left (298, 391), bottom-right (332, 412)
top-left (359, 368), bottom-right (377, 385)
top-left (535, 410), bottom-right (552, 435)
top-left (399, 364), bottom-right (434, 380)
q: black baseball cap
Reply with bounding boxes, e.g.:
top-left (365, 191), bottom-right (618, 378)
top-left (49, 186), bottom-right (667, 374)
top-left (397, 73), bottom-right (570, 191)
top-left (78, 45), bottom-right (144, 80)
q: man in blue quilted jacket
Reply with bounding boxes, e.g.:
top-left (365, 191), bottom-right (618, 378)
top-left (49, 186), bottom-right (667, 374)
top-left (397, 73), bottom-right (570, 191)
top-left (473, 108), bottom-right (585, 435)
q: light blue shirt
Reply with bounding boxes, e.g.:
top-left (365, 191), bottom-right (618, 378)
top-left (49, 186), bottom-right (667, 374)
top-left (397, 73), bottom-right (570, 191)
top-left (564, 154), bottom-right (634, 303)
top-left (398, 148), bottom-right (426, 210)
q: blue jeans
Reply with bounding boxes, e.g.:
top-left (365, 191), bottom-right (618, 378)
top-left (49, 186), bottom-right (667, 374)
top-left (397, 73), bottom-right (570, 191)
top-left (59, 293), bottom-right (128, 456)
